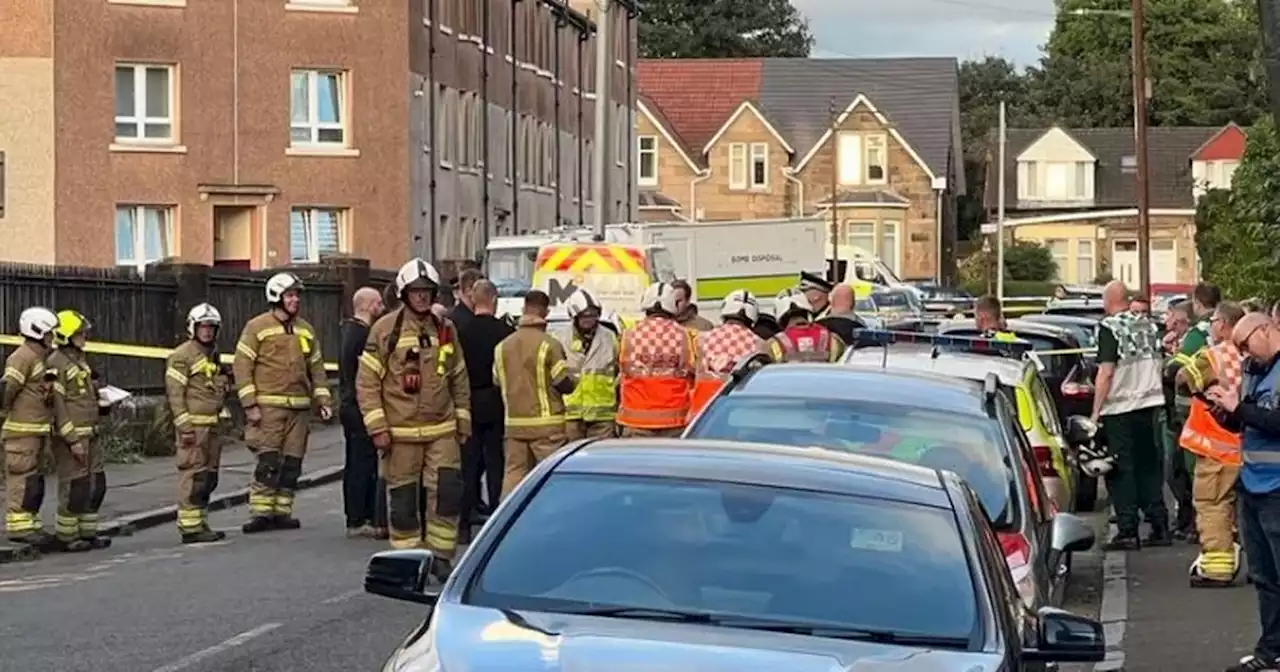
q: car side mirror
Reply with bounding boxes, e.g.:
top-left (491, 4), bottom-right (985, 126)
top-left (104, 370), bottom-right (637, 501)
top-left (1065, 415), bottom-right (1097, 447)
top-left (364, 550), bottom-right (442, 606)
top-left (1050, 512), bottom-right (1096, 554)
top-left (1023, 607), bottom-right (1106, 663)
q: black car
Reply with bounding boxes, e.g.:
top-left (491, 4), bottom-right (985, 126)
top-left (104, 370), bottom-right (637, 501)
top-left (685, 363), bottom-right (1095, 609)
top-left (364, 438), bottom-right (1103, 671)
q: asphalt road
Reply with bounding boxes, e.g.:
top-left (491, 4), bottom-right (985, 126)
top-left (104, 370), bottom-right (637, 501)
top-left (0, 481), bottom-right (1113, 672)
top-left (0, 483), bottom-right (425, 672)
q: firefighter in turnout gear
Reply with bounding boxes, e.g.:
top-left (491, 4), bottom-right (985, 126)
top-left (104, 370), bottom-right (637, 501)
top-left (496, 290), bottom-right (576, 498)
top-left (166, 303), bottom-right (233, 544)
top-left (233, 272), bottom-right (334, 534)
top-left (556, 288), bottom-right (618, 441)
top-left (763, 289), bottom-right (846, 363)
top-left (688, 290), bottom-right (764, 422)
top-left (3, 307), bottom-right (63, 550)
top-left (48, 310), bottom-right (112, 551)
top-left (616, 281), bottom-right (698, 438)
top-left (356, 259), bottom-right (470, 573)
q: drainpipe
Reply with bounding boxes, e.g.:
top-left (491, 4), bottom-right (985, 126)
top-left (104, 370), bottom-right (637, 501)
top-left (481, 0), bottom-right (491, 250)
top-left (688, 169), bottom-right (711, 221)
top-left (933, 187), bottom-right (943, 284)
top-left (232, 0), bottom-right (239, 185)
top-left (576, 32), bottom-right (586, 227)
top-left (784, 168), bottom-right (804, 217)
top-left (554, 16), bottom-right (563, 227)
top-left (428, 0), bottom-right (438, 262)
top-left (511, 0), bottom-right (522, 233)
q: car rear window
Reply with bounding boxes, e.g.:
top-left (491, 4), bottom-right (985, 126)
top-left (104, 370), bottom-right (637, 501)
top-left (687, 397), bottom-right (1015, 528)
top-left (469, 473), bottom-right (979, 642)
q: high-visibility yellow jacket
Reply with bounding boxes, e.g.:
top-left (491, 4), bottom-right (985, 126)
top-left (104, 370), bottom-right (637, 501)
top-left (233, 312), bottom-right (332, 412)
top-left (556, 325), bottom-right (618, 423)
top-left (165, 340), bottom-right (231, 432)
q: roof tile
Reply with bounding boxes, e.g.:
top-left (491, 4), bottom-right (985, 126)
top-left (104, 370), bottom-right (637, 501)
top-left (636, 59), bottom-right (764, 155)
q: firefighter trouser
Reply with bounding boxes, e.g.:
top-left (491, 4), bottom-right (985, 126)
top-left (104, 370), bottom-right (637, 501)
top-left (620, 426), bottom-right (683, 438)
top-left (381, 437), bottom-right (462, 558)
top-left (501, 430), bottom-right (567, 500)
top-left (52, 436), bottom-right (107, 542)
top-left (566, 420), bottom-right (616, 441)
top-left (245, 406), bottom-right (310, 519)
top-left (1194, 458), bottom-right (1241, 580)
top-left (4, 436), bottom-right (48, 540)
top-left (176, 426), bottom-right (225, 534)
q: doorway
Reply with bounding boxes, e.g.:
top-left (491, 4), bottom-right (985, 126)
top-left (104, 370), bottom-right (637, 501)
top-left (213, 205), bottom-right (256, 269)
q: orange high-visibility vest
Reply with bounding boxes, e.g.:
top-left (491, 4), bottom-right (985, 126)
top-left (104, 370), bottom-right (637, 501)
top-left (1179, 343), bottom-right (1243, 466)
top-left (616, 316), bottom-right (697, 430)
top-left (686, 322), bottom-right (761, 423)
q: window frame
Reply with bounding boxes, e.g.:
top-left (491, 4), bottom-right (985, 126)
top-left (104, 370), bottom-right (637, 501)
top-left (637, 135), bottom-right (658, 187)
top-left (1076, 238), bottom-right (1094, 284)
top-left (289, 206), bottom-right (348, 263)
top-left (880, 221), bottom-right (900, 275)
top-left (837, 132), bottom-right (863, 186)
top-left (114, 63), bottom-right (177, 145)
top-left (290, 69), bottom-right (348, 148)
top-left (748, 142), bottom-right (768, 189)
top-left (1045, 237), bottom-right (1069, 281)
top-left (114, 204), bottom-right (175, 269)
top-left (728, 142), bottom-right (748, 190)
top-left (864, 133), bottom-right (887, 185)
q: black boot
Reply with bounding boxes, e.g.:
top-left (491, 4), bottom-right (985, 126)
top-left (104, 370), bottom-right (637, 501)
top-left (80, 535), bottom-right (112, 550)
top-left (1144, 526), bottom-right (1174, 547)
top-left (242, 516), bottom-right (273, 534)
top-left (1105, 533), bottom-right (1141, 552)
top-left (182, 529), bottom-right (227, 544)
top-left (54, 537), bottom-right (93, 553)
top-left (9, 531), bottom-right (57, 553)
top-left (271, 515), bottom-right (301, 530)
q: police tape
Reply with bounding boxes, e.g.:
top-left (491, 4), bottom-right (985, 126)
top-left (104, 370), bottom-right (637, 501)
top-left (0, 334), bottom-right (339, 372)
top-left (1033, 347), bottom-right (1098, 356)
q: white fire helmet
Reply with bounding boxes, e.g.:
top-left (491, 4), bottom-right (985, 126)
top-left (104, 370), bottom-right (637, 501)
top-left (19, 307), bottom-right (59, 341)
top-left (186, 303), bottom-right (223, 338)
top-left (265, 272), bottom-right (304, 304)
top-left (720, 289), bottom-right (760, 325)
top-left (774, 288), bottom-right (813, 323)
top-left (395, 258), bottom-right (442, 297)
top-left (565, 288), bottom-right (602, 320)
top-left (640, 281), bottom-right (679, 315)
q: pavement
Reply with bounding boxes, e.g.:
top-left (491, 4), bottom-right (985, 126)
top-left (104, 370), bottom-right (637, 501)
top-left (0, 424), bottom-right (347, 562)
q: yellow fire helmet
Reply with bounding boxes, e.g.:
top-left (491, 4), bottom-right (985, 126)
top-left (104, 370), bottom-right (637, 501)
top-left (54, 310), bottom-right (92, 346)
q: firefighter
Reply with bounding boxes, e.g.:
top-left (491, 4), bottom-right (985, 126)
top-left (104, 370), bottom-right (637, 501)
top-left (687, 290), bottom-right (764, 421)
top-left (763, 289), bottom-right (846, 363)
top-left (165, 303), bottom-right (232, 544)
top-left (496, 290), bottom-right (576, 498)
top-left (233, 272), bottom-right (333, 534)
top-left (558, 288), bottom-right (618, 441)
top-left (3, 307), bottom-right (62, 551)
top-left (616, 281), bottom-right (698, 438)
top-left (356, 259), bottom-right (470, 575)
top-left (48, 310), bottom-right (111, 551)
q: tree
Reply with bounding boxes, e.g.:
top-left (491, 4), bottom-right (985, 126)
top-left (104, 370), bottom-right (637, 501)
top-left (956, 57), bottom-right (1037, 240)
top-left (1031, 0), bottom-right (1266, 127)
top-left (638, 0), bottom-right (814, 59)
top-left (1197, 116), bottom-right (1280, 301)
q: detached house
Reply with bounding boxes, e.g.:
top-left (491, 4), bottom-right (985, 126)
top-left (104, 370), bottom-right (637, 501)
top-left (987, 124), bottom-right (1246, 288)
top-left (635, 58), bottom-right (965, 282)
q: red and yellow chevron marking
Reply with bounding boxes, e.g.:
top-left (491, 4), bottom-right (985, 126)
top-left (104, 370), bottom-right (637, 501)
top-left (535, 244), bottom-right (646, 275)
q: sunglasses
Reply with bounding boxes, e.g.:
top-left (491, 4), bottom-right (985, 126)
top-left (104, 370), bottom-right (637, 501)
top-left (1235, 324), bottom-right (1266, 352)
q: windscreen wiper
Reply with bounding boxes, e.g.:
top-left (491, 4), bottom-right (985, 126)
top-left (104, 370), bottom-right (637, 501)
top-left (711, 619), bottom-right (970, 648)
top-left (566, 606), bottom-right (717, 623)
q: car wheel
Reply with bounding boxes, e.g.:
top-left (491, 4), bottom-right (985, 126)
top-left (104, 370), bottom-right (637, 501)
top-left (1075, 473), bottom-right (1099, 512)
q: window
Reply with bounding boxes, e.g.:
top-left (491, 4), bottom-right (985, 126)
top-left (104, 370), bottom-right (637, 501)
top-left (458, 93), bottom-right (471, 167)
top-left (748, 142), bottom-right (768, 189)
top-left (584, 139), bottom-right (594, 200)
top-left (865, 134), bottom-right (887, 183)
top-left (637, 135), bottom-right (657, 186)
top-left (289, 207), bottom-right (346, 262)
top-left (844, 221), bottom-right (875, 252)
top-left (114, 205), bottom-right (174, 268)
top-left (880, 221), bottom-right (899, 274)
top-left (1044, 162), bottom-right (1068, 199)
top-left (1120, 155), bottom-right (1137, 174)
top-left (115, 64), bottom-right (175, 143)
top-left (469, 472), bottom-right (979, 641)
top-left (1076, 239), bottom-right (1094, 284)
top-left (615, 106), bottom-right (627, 167)
top-left (1046, 238), bottom-right (1069, 281)
top-left (474, 98), bottom-right (485, 168)
top-left (837, 133), bottom-right (862, 185)
top-left (290, 69), bottom-right (346, 146)
top-left (1022, 161), bottom-right (1038, 197)
top-left (1073, 161), bottom-right (1088, 197)
top-left (728, 143), bottom-right (747, 190)
top-left (437, 0), bottom-right (454, 30)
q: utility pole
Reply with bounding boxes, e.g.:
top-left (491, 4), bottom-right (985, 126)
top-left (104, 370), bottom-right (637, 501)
top-left (996, 100), bottom-right (1006, 301)
top-left (828, 99), bottom-right (839, 282)
top-left (1258, 0), bottom-right (1280, 120)
top-left (591, 0), bottom-right (615, 238)
top-left (1132, 0), bottom-right (1151, 298)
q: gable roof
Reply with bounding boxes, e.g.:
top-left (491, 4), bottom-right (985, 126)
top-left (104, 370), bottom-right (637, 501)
top-left (1191, 123), bottom-right (1247, 161)
top-left (637, 57), bottom-right (965, 194)
top-left (701, 100), bottom-right (794, 154)
top-left (636, 94), bottom-right (702, 172)
top-left (986, 126), bottom-right (1222, 210)
top-left (792, 94), bottom-right (934, 182)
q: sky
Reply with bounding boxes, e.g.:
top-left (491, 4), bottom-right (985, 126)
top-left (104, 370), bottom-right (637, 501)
top-left (791, 0), bottom-right (1057, 65)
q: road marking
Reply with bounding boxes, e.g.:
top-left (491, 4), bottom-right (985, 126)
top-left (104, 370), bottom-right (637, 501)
top-left (321, 588), bottom-right (362, 604)
top-left (1095, 524), bottom-right (1127, 672)
top-left (150, 622), bottom-right (282, 672)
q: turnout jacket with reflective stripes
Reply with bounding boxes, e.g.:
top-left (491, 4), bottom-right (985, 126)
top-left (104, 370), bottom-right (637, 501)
top-left (1, 341), bottom-right (67, 439)
top-left (47, 347), bottom-right (101, 442)
top-left (233, 312), bottom-right (332, 412)
top-left (496, 318), bottom-right (574, 440)
top-left (356, 306), bottom-right (472, 441)
top-left (165, 340), bottom-right (230, 432)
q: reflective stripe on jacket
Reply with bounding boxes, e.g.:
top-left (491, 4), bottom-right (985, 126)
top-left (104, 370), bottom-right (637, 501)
top-left (617, 316), bottom-right (697, 429)
top-left (557, 326), bottom-right (618, 423)
top-left (1, 341), bottom-right (60, 439)
top-left (48, 347), bottom-right (99, 442)
top-left (165, 340), bottom-right (230, 433)
top-left (233, 312), bottom-right (332, 411)
top-left (495, 320), bottom-right (572, 439)
top-left (688, 322), bottom-right (762, 422)
top-left (765, 324), bottom-right (845, 363)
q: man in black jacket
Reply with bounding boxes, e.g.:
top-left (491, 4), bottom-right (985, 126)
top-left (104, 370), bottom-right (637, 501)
top-left (340, 287), bottom-right (386, 538)
top-left (450, 268), bottom-right (484, 328)
top-left (455, 280), bottom-right (514, 543)
top-left (817, 283), bottom-right (864, 346)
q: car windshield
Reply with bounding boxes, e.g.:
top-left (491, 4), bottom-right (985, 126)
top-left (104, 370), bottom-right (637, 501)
top-left (855, 297), bottom-right (877, 312)
top-left (468, 473), bottom-right (979, 642)
top-left (688, 398), bottom-right (1014, 527)
top-left (871, 291), bottom-right (920, 312)
top-left (486, 247), bottom-right (537, 297)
